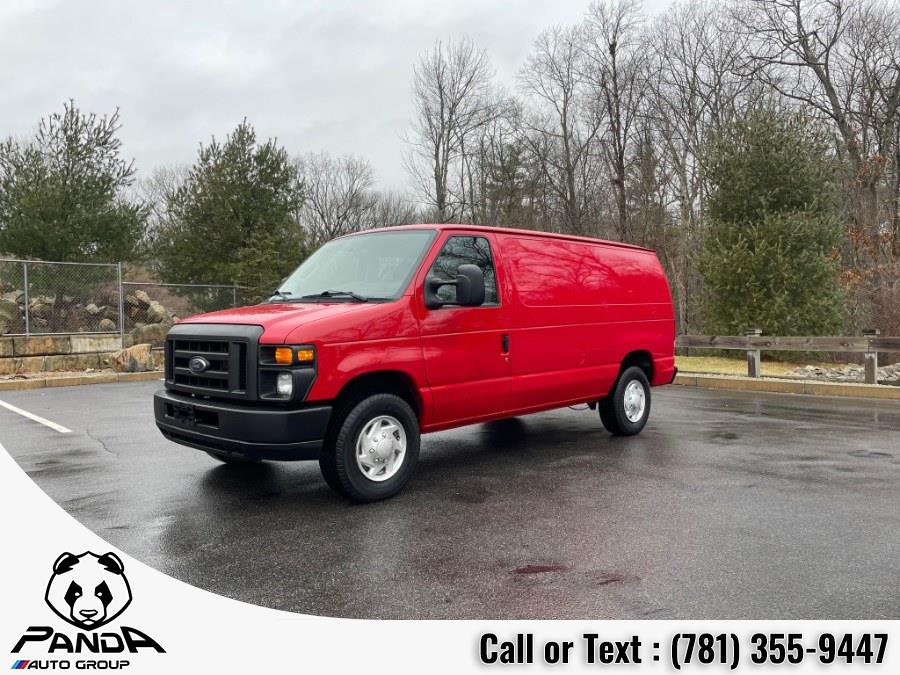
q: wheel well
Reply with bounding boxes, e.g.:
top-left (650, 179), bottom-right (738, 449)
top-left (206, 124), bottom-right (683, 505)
top-left (620, 350), bottom-right (653, 381)
top-left (332, 371), bottom-right (422, 420)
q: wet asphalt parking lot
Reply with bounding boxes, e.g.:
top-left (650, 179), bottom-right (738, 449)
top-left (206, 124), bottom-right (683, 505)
top-left (1, 380), bottom-right (898, 619)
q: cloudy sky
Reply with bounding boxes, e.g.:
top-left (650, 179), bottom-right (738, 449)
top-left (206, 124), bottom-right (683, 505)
top-left (0, 0), bottom-right (667, 192)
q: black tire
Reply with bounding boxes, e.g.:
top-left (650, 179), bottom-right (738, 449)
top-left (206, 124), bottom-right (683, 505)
top-left (318, 453), bottom-right (343, 493)
top-left (598, 366), bottom-right (651, 436)
top-left (205, 450), bottom-right (260, 464)
top-left (319, 393), bottom-right (420, 503)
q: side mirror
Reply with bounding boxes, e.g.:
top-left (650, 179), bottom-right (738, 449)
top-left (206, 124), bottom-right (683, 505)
top-left (455, 264), bottom-right (486, 307)
top-left (425, 264), bottom-right (486, 309)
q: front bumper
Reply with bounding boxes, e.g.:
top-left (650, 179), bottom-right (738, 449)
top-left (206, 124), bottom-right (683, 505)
top-left (154, 389), bottom-right (331, 461)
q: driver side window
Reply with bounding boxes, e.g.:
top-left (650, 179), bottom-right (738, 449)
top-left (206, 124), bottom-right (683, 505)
top-left (429, 236), bottom-right (498, 305)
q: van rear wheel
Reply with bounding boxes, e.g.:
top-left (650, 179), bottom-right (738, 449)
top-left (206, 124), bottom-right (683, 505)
top-left (599, 366), bottom-right (651, 436)
top-left (319, 393), bottom-right (420, 502)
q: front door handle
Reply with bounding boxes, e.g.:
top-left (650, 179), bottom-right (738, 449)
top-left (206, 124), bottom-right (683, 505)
top-left (501, 334), bottom-right (510, 354)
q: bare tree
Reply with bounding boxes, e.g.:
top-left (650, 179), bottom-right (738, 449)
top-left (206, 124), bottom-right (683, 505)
top-left (736, 0), bottom-right (900, 335)
top-left (367, 191), bottom-right (422, 229)
top-left (740, 0), bottom-right (900, 241)
top-left (295, 152), bottom-right (378, 246)
top-left (519, 25), bottom-right (605, 235)
top-left (844, 1), bottom-right (900, 250)
top-left (134, 164), bottom-right (189, 249)
top-left (455, 93), bottom-right (538, 227)
top-left (390, 0), bottom-right (900, 335)
top-left (582, 0), bottom-right (648, 241)
top-left (627, 118), bottom-right (670, 248)
top-left (644, 0), bottom-right (755, 330)
top-left (405, 38), bottom-right (495, 222)
top-left (648, 1), bottom-right (754, 226)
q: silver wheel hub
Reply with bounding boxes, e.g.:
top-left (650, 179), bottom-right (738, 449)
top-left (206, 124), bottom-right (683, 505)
top-left (623, 380), bottom-right (646, 423)
top-left (355, 415), bottom-right (406, 482)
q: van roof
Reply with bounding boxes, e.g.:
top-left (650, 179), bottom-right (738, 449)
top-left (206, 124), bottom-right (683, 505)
top-left (351, 223), bottom-right (655, 253)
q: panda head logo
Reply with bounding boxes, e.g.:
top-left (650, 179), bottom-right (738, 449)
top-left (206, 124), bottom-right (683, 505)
top-left (44, 552), bottom-right (132, 631)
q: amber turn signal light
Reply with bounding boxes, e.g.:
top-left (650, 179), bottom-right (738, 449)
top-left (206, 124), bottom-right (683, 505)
top-left (295, 348), bottom-right (315, 363)
top-left (274, 347), bottom-right (294, 365)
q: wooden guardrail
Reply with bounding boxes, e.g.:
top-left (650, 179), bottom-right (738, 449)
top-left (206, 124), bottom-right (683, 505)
top-left (676, 329), bottom-right (900, 384)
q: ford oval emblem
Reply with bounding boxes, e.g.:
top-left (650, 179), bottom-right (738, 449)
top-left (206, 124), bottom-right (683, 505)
top-left (189, 356), bottom-right (210, 374)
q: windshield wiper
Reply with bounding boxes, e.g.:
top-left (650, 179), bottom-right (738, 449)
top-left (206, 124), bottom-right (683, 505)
top-left (300, 290), bottom-right (369, 302)
top-left (269, 290), bottom-right (293, 301)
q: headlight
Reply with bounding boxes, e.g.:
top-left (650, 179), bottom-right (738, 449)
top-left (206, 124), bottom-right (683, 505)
top-left (276, 372), bottom-right (293, 397)
top-left (259, 345), bottom-right (314, 400)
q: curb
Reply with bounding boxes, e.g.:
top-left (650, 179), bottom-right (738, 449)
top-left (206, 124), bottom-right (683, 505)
top-left (673, 372), bottom-right (900, 400)
top-left (0, 370), bottom-right (163, 392)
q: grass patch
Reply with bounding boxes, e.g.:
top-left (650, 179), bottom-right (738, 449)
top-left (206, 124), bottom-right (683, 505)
top-left (675, 354), bottom-right (841, 377)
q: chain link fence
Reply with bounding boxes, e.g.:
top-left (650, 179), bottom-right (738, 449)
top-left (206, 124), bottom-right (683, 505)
top-left (0, 258), bottom-right (244, 344)
top-left (0, 259), bottom-right (121, 336)
top-left (121, 282), bottom-right (245, 346)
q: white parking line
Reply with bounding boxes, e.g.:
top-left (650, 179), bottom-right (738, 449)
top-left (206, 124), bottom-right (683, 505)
top-left (0, 399), bottom-right (72, 434)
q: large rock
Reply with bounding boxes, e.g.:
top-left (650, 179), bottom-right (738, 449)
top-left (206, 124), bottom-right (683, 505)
top-left (0, 298), bottom-right (19, 318)
top-left (146, 301), bottom-right (169, 324)
top-left (30, 302), bottom-right (51, 319)
top-left (151, 349), bottom-right (165, 370)
top-left (0, 299), bottom-right (19, 333)
top-left (84, 303), bottom-right (101, 316)
top-left (99, 318), bottom-right (117, 332)
top-left (130, 322), bottom-right (171, 346)
top-left (133, 290), bottom-right (153, 308)
top-left (112, 344), bottom-right (156, 372)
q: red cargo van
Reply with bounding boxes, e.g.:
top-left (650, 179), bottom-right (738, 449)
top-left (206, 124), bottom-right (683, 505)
top-left (154, 224), bottom-right (676, 501)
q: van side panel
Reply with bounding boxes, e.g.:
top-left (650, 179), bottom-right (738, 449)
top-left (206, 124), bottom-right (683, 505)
top-left (500, 234), bottom-right (674, 411)
top-left (607, 249), bottom-right (676, 387)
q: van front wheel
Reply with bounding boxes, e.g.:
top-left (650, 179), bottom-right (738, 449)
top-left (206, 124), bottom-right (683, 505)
top-left (319, 393), bottom-right (420, 502)
top-left (599, 366), bottom-right (651, 436)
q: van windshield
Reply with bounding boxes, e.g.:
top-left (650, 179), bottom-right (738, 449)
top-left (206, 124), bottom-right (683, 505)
top-left (271, 229), bottom-right (436, 303)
